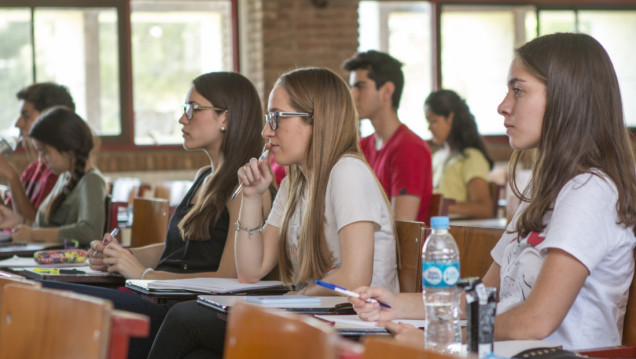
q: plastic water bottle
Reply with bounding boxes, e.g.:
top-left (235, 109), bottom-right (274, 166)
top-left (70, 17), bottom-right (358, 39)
top-left (422, 216), bottom-right (461, 353)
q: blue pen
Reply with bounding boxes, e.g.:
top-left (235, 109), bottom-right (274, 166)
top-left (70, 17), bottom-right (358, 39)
top-left (315, 280), bottom-right (391, 309)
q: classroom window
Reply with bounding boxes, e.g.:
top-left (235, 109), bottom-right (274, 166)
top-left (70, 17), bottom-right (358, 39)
top-left (131, 0), bottom-right (233, 145)
top-left (0, 0), bottom-right (235, 147)
top-left (0, 6), bottom-right (122, 140)
top-left (357, 2), bottom-right (636, 140)
top-left (358, 1), bottom-right (433, 138)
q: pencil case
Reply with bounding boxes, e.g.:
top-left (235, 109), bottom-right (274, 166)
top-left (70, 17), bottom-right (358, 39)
top-left (33, 249), bottom-right (88, 264)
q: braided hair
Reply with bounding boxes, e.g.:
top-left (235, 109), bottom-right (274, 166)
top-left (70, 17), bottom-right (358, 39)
top-left (29, 106), bottom-right (94, 223)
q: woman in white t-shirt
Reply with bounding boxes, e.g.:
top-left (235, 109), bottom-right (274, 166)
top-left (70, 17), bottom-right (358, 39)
top-left (350, 32), bottom-right (636, 351)
top-left (148, 67), bottom-right (397, 358)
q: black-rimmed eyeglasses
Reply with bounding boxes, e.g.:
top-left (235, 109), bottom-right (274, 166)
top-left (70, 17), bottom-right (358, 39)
top-left (183, 103), bottom-right (226, 120)
top-left (265, 112), bottom-right (311, 131)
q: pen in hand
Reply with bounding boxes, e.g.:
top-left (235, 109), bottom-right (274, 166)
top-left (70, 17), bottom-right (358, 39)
top-left (95, 227), bottom-right (119, 257)
top-left (232, 149), bottom-right (270, 200)
top-left (315, 280), bottom-right (392, 309)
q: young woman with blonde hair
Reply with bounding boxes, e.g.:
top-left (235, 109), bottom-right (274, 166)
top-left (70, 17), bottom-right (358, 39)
top-left (351, 32), bottom-right (636, 351)
top-left (148, 67), bottom-right (398, 358)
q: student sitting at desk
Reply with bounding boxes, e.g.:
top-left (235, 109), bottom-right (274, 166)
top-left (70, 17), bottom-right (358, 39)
top-left (42, 71), bottom-right (272, 358)
top-left (425, 89), bottom-right (494, 219)
top-left (0, 107), bottom-right (106, 245)
top-left (350, 33), bottom-right (636, 351)
top-left (147, 67), bottom-right (398, 358)
top-left (0, 83), bottom-right (75, 221)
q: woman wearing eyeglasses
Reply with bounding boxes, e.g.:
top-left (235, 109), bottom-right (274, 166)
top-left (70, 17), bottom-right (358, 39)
top-left (42, 71), bottom-right (273, 358)
top-left (147, 67), bottom-right (398, 358)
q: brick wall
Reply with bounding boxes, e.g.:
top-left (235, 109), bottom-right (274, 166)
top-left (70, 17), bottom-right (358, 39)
top-left (243, 0), bottom-right (360, 100)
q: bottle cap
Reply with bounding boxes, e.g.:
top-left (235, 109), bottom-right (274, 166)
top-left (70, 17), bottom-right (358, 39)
top-left (430, 216), bottom-right (449, 229)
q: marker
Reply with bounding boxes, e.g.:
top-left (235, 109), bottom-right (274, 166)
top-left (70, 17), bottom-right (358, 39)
top-left (315, 280), bottom-right (391, 309)
top-left (33, 268), bottom-right (86, 275)
top-left (231, 149), bottom-right (270, 200)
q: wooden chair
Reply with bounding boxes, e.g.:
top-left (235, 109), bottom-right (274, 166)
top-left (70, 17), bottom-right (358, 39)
top-left (449, 225), bottom-right (504, 279)
top-left (621, 250), bottom-right (636, 345)
top-left (429, 194), bottom-right (456, 223)
top-left (130, 197), bottom-right (170, 247)
top-left (153, 180), bottom-right (193, 217)
top-left (224, 302), bottom-right (338, 359)
top-left (0, 284), bottom-right (150, 359)
top-left (395, 220), bottom-right (429, 293)
top-left (361, 337), bottom-right (458, 359)
top-left (0, 271), bottom-right (40, 303)
top-left (488, 181), bottom-right (506, 218)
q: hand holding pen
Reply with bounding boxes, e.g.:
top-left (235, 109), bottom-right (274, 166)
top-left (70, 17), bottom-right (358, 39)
top-left (316, 280), bottom-right (392, 308)
top-left (233, 146), bottom-right (271, 200)
top-left (88, 228), bottom-right (119, 271)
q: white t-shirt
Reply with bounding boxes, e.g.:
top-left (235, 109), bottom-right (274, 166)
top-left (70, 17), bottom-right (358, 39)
top-left (491, 170), bottom-right (636, 350)
top-left (266, 156), bottom-right (399, 293)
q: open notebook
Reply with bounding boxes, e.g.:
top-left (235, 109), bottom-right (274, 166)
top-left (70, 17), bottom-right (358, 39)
top-left (126, 278), bottom-right (289, 297)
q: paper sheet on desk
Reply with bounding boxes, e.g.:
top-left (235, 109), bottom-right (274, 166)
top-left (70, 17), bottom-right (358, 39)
top-left (0, 255), bottom-right (89, 268)
top-left (314, 314), bottom-right (428, 329)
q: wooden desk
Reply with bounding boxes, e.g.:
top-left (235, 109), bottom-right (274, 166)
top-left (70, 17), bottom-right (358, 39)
top-left (450, 217), bottom-right (508, 229)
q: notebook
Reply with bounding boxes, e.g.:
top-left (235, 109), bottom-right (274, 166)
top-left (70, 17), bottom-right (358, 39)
top-left (197, 295), bottom-right (353, 314)
top-left (126, 278), bottom-right (289, 297)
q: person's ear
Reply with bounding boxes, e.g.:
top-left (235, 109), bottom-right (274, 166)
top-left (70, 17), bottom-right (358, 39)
top-left (446, 112), bottom-right (454, 125)
top-left (380, 81), bottom-right (395, 105)
top-left (220, 110), bottom-right (228, 130)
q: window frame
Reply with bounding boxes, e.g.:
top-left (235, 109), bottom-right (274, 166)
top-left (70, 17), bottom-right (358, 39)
top-left (1, 0), bottom-right (240, 150)
top-left (428, 0), bottom-right (636, 139)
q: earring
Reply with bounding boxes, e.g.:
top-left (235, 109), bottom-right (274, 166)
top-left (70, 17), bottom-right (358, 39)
top-left (221, 126), bottom-right (226, 132)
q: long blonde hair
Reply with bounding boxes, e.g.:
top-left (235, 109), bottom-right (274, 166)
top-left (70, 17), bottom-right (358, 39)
top-left (275, 67), bottom-right (366, 284)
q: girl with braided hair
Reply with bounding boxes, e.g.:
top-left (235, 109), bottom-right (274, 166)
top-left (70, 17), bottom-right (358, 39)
top-left (0, 106), bottom-right (106, 245)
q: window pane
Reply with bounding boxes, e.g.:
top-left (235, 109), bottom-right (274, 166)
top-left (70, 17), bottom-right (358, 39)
top-left (538, 10), bottom-right (576, 35)
top-left (34, 8), bottom-right (120, 136)
top-left (358, 1), bottom-right (433, 139)
top-left (0, 9), bottom-right (33, 138)
top-left (579, 11), bottom-right (636, 128)
top-left (441, 7), bottom-right (525, 136)
top-left (131, 1), bottom-right (233, 145)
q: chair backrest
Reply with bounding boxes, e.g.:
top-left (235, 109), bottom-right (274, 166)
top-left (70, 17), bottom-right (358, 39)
top-left (361, 337), bottom-right (457, 359)
top-left (0, 271), bottom-right (40, 304)
top-left (488, 181), bottom-right (506, 218)
top-left (449, 225), bottom-right (504, 279)
top-left (130, 197), bottom-right (170, 247)
top-left (0, 284), bottom-right (150, 359)
top-left (395, 220), bottom-right (429, 293)
top-left (224, 302), bottom-right (338, 359)
top-left (622, 250), bottom-right (636, 345)
top-left (0, 284), bottom-right (112, 359)
top-left (429, 194), bottom-right (456, 223)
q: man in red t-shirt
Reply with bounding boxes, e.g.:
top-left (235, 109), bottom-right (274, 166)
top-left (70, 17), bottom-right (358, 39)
top-left (0, 83), bottom-right (75, 221)
top-left (343, 50), bottom-right (432, 223)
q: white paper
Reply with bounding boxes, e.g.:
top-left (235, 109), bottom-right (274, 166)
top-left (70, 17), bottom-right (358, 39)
top-left (0, 255), bottom-right (89, 268)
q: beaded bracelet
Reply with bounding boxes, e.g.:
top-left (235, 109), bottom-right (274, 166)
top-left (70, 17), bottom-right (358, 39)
top-left (140, 268), bottom-right (154, 279)
top-left (235, 220), bottom-right (265, 237)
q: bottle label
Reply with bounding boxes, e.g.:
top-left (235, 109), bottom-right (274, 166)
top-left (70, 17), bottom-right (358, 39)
top-left (422, 261), bottom-right (460, 288)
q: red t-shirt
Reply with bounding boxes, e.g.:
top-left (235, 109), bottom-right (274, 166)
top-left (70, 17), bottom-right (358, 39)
top-left (5, 160), bottom-right (58, 210)
top-left (359, 124), bottom-right (433, 223)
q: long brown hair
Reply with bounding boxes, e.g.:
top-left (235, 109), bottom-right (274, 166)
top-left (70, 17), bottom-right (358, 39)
top-left (178, 72), bottom-right (264, 240)
top-left (29, 107), bottom-right (93, 223)
top-left (509, 33), bottom-right (636, 237)
top-left (275, 67), bottom-right (366, 284)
